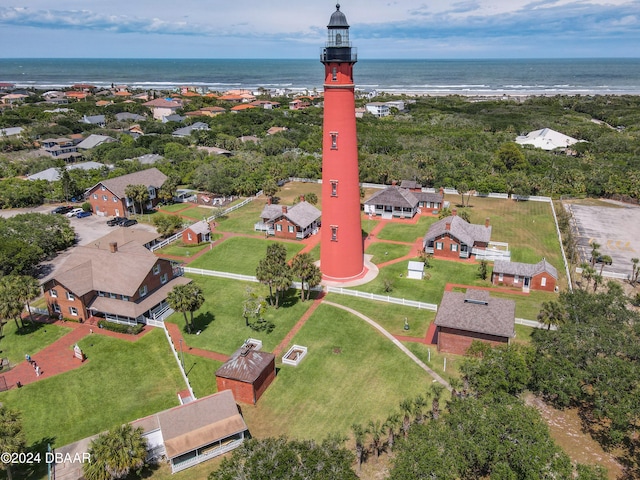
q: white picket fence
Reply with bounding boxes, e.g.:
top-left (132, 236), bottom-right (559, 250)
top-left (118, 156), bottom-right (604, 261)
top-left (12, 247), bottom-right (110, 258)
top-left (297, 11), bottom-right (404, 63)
top-left (326, 286), bottom-right (438, 311)
top-left (160, 323), bottom-right (195, 400)
top-left (183, 267), bottom-right (259, 283)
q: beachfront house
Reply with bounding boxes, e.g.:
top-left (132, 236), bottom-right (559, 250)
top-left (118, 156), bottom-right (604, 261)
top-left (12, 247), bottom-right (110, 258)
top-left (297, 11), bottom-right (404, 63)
top-left (144, 98), bottom-right (183, 121)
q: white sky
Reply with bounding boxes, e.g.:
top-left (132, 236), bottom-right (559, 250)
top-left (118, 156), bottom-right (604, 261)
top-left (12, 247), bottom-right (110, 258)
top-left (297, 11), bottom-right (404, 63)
top-left (1, 1), bottom-right (639, 58)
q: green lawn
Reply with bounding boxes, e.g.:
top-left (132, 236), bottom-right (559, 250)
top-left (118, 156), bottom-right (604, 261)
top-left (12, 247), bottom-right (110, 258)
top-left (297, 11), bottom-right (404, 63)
top-left (365, 242), bottom-right (412, 265)
top-left (215, 198), bottom-right (265, 235)
top-left (182, 352), bottom-right (222, 399)
top-left (0, 329), bottom-right (184, 448)
top-left (179, 206), bottom-right (217, 220)
top-left (0, 320), bottom-right (71, 366)
top-left (241, 303), bottom-right (435, 441)
top-left (276, 182), bottom-right (322, 204)
top-left (375, 216), bottom-right (439, 243)
top-left (324, 294), bottom-right (435, 338)
top-left (159, 203), bottom-right (193, 213)
top-left (157, 237), bottom-right (221, 258)
top-left (166, 275), bottom-right (315, 355)
top-left (188, 237), bottom-right (304, 275)
top-left (356, 258), bottom-right (489, 304)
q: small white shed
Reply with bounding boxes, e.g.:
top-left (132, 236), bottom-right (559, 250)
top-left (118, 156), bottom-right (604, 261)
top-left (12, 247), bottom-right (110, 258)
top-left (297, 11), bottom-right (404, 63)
top-left (407, 261), bottom-right (425, 280)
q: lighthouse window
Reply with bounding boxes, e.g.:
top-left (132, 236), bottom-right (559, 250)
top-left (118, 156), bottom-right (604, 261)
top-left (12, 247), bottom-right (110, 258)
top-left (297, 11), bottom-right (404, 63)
top-left (330, 180), bottom-right (338, 197)
top-left (330, 132), bottom-right (338, 150)
top-left (336, 33), bottom-right (342, 46)
top-left (332, 67), bottom-right (337, 81)
top-left (331, 226), bottom-right (338, 242)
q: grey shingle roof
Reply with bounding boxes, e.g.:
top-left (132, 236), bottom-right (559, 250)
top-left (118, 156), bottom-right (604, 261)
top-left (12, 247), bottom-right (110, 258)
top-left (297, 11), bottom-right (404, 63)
top-left (423, 216), bottom-right (491, 247)
top-left (493, 259), bottom-right (558, 279)
top-left (115, 112), bottom-right (145, 122)
top-left (435, 290), bottom-right (516, 338)
top-left (93, 167), bottom-right (167, 199)
top-left (76, 134), bottom-right (116, 150)
top-left (414, 191), bottom-right (444, 204)
top-left (187, 220), bottom-right (210, 236)
top-left (27, 161), bottom-right (107, 181)
top-left (81, 114), bottom-right (105, 125)
top-left (260, 201), bottom-right (321, 229)
top-left (364, 186), bottom-right (419, 209)
top-left (400, 180), bottom-right (421, 189)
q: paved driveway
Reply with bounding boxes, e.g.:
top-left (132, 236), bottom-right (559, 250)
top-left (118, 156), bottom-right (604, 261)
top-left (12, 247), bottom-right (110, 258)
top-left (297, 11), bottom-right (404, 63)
top-left (565, 200), bottom-right (640, 277)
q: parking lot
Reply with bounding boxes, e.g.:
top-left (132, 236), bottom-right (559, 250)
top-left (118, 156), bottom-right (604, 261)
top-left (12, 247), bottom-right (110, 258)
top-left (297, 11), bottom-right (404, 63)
top-left (5, 205), bottom-right (159, 282)
top-left (564, 199), bottom-right (640, 278)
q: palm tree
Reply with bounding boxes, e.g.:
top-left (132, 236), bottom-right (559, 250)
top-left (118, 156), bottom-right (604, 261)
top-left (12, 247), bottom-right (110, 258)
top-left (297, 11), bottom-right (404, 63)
top-left (351, 423), bottom-right (366, 473)
top-left (590, 241), bottom-right (601, 267)
top-left (412, 394), bottom-right (428, 424)
top-left (383, 413), bottom-right (401, 452)
top-left (537, 300), bottom-right (566, 330)
top-left (15, 275), bottom-right (41, 325)
top-left (186, 283), bottom-right (204, 330)
top-left (0, 407), bottom-right (26, 480)
top-left (167, 283), bottom-right (194, 333)
top-left (291, 253), bottom-right (322, 301)
top-left (0, 277), bottom-right (24, 331)
top-left (430, 383), bottom-right (445, 420)
top-left (399, 398), bottom-right (413, 438)
top-left (124, 184), bottom-right (150, 215)
top-left (367, 419), bottom-right (385, 462)
top-left (598, 255), bottom-right (612, 276)
top-left (83, 424), bottom-right (147, 480)
top-left (631, 257), bottom-right (639, 285)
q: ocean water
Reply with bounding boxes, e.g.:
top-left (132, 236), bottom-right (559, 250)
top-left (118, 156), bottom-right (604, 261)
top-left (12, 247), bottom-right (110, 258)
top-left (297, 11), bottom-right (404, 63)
top-left (1, 58), bottom-right (640, 96)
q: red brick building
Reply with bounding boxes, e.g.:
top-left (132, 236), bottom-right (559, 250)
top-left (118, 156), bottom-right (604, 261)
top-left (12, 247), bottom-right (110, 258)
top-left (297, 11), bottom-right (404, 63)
top-left (257, 200), bottom-right (321, 240)
top-left (42, 229), bottom-right (189, 325)
top-left (215, 345), bottom-right (276, 405)
top-left (182, 220), bottom-right (211, 245)
top-left (491, 258), bottom-right (558, 292)
top-left (423, 211), bottom-right (491, 259)
top-left (434, 290), bottom-right (516, 355)
top-left (87, 168), bottom-right (167, 218)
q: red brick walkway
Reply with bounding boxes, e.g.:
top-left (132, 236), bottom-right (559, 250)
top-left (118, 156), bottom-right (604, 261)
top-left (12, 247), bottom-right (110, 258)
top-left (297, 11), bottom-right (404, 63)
top-left (164, 322), bottom-right (230, 362)
top-left (273, 292), bottom-right (325, 357)
top-left (1, 319), bottom-right (152, 389)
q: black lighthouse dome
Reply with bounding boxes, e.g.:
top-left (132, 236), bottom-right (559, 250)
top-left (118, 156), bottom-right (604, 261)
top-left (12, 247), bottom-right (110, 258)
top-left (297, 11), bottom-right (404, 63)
top-left (328, 3), bottom-right (349, 28)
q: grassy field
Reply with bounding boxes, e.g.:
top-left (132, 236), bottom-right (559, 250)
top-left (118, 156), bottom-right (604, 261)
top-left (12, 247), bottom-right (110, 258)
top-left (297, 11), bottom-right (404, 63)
top-left (182, 352), bottom-right (222, 398)
top-left (166, 275), bottom-right (315, 355)
top-left (156, 235), bottom-right (224, 258)
top-left (365, 242), bottom-right (412, 265)
top-left (0, 320), bottom-right (71, 366)
top-left (276, 182), bottom-right (322, 204)
top-left (178, 206), bottom-right (217, 220)
top-left (188, 237), bottom-right (304, 275)
top-left (241, 303), bottom-right (435, 441)
top-left (0, 329), bottom-right (184, 448)
top-left (159, 203), bottom-right (192, 213)
top-left (375, 216), bottom-right (439, 243)
top-left (325, 293), bottom-right (435, 338)
top-left (215, 199), bottom-right (265, 235)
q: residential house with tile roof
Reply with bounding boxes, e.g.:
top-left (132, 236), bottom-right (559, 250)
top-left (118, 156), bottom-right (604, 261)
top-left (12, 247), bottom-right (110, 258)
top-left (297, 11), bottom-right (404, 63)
top-left (42, 232), bottom-right (190, 325)
top-left (256, 199), bottom-right (321, 239)
top-left (86, 167), bottom-right (167, 217)
top-left (492, 258), bottom-right (558, 292)
top-left (143, 98), bottom-right (183, 120)
top-left (434, 289), bottom-right (516, 354)
top-left (423, 210), bottom-right (492, 259)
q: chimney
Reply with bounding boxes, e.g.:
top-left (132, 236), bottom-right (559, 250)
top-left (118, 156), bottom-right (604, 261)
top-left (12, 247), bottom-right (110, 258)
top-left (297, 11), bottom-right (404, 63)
top-left (300, 195), bottom-right (305, 203)
top-left (439, 186), bottom-right (444, 195)
top-left (267, 197), bottom-right (272, 205)
top-left (109, 242), bottom-right (118, 253)
top-left (452, 208), bottom-right (457, 216)
top-left (485, 217), bottom-right (490, 228)
top-left (282, 205), bottom-right (288, 214)
top-left (445, 221), bottom-right (451, 231)
top-left (391, 180), bottom-right (397, 186)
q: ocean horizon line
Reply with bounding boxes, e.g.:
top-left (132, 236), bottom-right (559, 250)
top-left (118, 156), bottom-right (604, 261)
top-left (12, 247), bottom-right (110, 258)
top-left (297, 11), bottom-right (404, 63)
top-left (2, 56), bottom-right (640, 61)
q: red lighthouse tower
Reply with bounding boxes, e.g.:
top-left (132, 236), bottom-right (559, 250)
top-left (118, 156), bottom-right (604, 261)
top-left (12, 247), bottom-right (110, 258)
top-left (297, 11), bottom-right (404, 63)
top-left (320, 3), bottom-right (364, 280)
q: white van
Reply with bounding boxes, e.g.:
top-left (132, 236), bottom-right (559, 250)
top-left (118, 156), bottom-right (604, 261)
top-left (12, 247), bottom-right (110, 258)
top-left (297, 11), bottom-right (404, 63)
top-left (66, 208), bottom-right (84, 217)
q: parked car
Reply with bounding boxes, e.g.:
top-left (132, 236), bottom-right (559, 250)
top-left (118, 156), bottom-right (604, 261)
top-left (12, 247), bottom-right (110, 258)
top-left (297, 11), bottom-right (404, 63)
top-left (66, 208), bottom-right (84, 217)
top-left (107, 217), bottom-right (127, 226)
top-left (52, 205), bottom-right (73, 215)
top-left (592, 256), bottom-right (612, 265)
top-left (122, 219), bottom-right (138, 227)
top-left (76, 211), bottom-right (92, 218)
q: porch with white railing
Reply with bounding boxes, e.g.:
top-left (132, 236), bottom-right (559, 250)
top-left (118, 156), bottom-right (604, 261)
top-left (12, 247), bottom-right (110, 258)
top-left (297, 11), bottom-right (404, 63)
top-left (104, 314), bottom-right (137, 326)
top-left (171, 437), bottom-right (244, 473)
